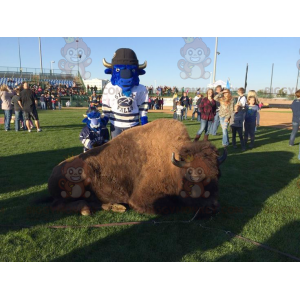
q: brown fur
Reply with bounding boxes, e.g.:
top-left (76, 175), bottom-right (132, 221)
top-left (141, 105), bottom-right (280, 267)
top-left (48, 119), bottom-right (222, 215)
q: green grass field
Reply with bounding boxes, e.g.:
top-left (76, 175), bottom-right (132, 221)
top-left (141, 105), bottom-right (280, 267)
top-left (0, 108), bottom-right (300, 262)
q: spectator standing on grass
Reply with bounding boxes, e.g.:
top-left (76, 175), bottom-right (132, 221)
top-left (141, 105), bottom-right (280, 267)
top-left (247, 90), bottom-right (260, 129)
top-left (51, 96), bottom-right (56, 110)
top-left (195, 93), bottom-right (203, 121)
top-left (237, 87), bottom-right (247, 108)
top-left (194, 89), bottom-right (216, 141)
top-left (11, 88), bottom-right (24, 131)
top-left (191, 93), bottom-right (200, 121)
top-left (230, 104), bottom-right (246, 151)
top-left (0, 84), bottom-right (14, 131)
top-left (175, 101), bottom-right (184, 121)
top-left (214, 89), bottom-right (234, 147)
top-left (180, 92), bottom-right (189, 120)
top-left (244, 96), bottom-right (259, 149)
top-left (40, 94), bottom-right (46, 110)
top-left (172, 92), bottom-right (178, 111)
top-left (58, 91), bottom-right (62, 110)
top-left (289, 89), bottom-right (300, 146)
top-left (210, 85), bottom-right (222, 135)
top-left (19, 82), bottom-right (42, 132)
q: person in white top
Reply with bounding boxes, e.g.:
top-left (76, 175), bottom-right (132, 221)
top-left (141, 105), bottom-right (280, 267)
top-left (237, 87), bottom-right (247, 108)
top-left (175, 101), bottom-right (184, 121)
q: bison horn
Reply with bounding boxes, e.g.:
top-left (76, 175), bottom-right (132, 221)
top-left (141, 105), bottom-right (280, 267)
top-left (217, 148), bottom-right (227, 165)
top-left (171, 152), bottom-right (189, 168)
top-left (138, 61), bottom-right (147, 69)
top-left (103, 58), bottom-right (112, 68)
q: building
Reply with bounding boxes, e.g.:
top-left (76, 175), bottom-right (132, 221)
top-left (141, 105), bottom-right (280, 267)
top-left (83, 78), bottom-right (109, 91)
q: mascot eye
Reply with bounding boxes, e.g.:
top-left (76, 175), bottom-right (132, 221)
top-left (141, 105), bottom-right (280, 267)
top-left (188, 168), bottom-right (193, 174)
top-left (78, 50), bottom-right (83, 55)
top-left (69, 50), bottom-right (73, 55)
top-left (198, 169), bottom-right (202, 174)
top-left (69, 169), bottom-right (73, 174)
top-left (78, 169), bottom-right (83, 175)
top-left (116, 68), bottom-right (120, 72)
top-left (188, 50), bottom-right (193, 56)
top-left (198, 50), bottom-right (202, 56)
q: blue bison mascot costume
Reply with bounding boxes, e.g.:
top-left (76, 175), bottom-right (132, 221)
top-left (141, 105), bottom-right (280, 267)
top-left (80, 107), bottom-right (109, 153)
top-left (102, 48), bottom-right (149, 138)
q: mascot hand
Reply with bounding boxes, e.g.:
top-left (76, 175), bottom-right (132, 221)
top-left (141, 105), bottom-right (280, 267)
top-left (141, 116), bottom-right (148, 125)
top-left (102, 116), bottom-right (109, 127)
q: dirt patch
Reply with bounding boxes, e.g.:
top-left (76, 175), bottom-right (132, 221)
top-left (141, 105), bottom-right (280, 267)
top-left (151, 107), bottom-right (293, 130)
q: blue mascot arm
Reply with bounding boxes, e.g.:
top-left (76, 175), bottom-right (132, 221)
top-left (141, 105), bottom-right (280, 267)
top-left (141, 116), bottom-right (148, 125)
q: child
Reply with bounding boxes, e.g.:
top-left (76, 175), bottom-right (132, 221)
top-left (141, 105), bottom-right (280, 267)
top-left (237, 87), bottom-right (247, 108)
top-left (175, 101), bottom-right (184, 121)
top-left (230, 104), bottom-right (246, 151)
top-left (51, 96), bottom-right (56, 110)
top-left (244, 96), bottom-right (259, 149)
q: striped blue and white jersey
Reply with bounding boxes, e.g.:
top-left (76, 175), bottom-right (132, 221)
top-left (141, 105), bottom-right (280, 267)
top-left (102, 82), bottom-right (148, 128)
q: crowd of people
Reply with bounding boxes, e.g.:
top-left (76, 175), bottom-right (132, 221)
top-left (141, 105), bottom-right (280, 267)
top-left (1, 81), bottom-right (300, 155)
top-left (173, 85), bottom-right (263, 150)
top-left (0, 80), bottom-right (91, 131)
top-left (0, 82), bottom-right (42, 132)
top-left (148, 97), bottom-right (164, 110)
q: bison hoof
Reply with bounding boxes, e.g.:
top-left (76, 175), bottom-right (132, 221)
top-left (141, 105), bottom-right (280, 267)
top-left (61, 191), bottom-right (67, 198)
top-left (101, 203), bottom-right (126, 213)
top-left (81, 206), bottom-right (91, 216)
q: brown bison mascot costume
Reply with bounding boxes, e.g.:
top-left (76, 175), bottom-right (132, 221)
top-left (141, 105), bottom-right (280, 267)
top-left (48, 119), bottom-right (226, 216)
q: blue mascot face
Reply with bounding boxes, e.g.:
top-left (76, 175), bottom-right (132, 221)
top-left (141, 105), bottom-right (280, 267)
top-left (105, 65), bottom-right (146, 92)
top-left (83, 111), bottom-right (102, 131)
top-left (111, 65), bottom-right (139, 92)
top-left (103, 48), bottom-right (147, 94)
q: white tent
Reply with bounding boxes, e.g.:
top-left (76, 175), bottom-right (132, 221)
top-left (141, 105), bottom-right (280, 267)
top-left (207, 80), bottom-right (227, 89)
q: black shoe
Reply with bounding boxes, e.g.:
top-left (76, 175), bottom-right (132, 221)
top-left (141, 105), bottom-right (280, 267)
top-left (241, 148), bottom-right (246, 152)
top-left (233, 145), bottom-right (237, 149)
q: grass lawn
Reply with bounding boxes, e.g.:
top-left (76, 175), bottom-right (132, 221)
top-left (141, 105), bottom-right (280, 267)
top-left (0, 108), bottom-right (300, 262)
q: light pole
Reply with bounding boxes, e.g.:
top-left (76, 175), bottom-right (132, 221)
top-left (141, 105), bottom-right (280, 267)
top-left (270, 63), bottom-right (274, 96)
top-left (50, 61), bottom-right (55, 74)
top-left (38, 37), bottom-right (43, 74)
top-left (210, 72), bottom-right (212, 85)
top-left (18, 38), bottom-right (22, 73)
top-left (213, 37), bottom-right (219, 83)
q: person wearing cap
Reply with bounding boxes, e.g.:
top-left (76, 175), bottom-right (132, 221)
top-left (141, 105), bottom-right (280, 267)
top-left (102, 48), bottom-right (148, 138)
